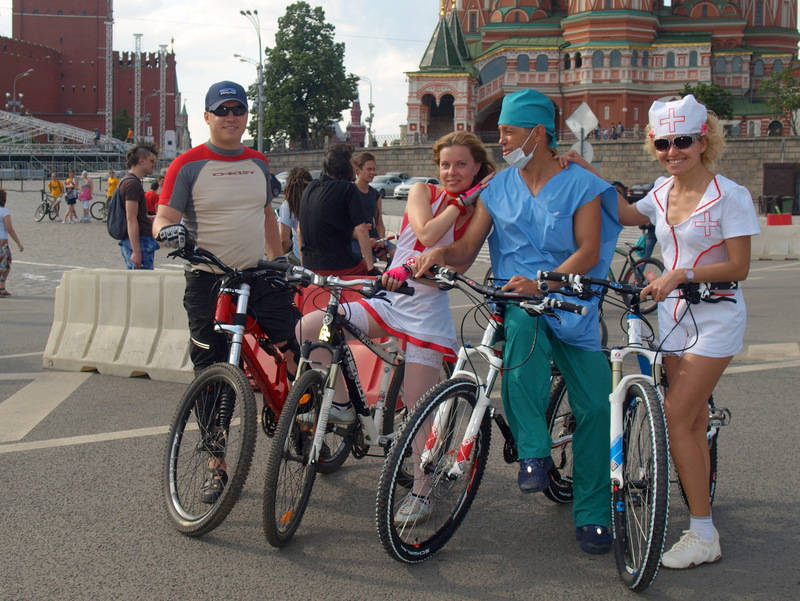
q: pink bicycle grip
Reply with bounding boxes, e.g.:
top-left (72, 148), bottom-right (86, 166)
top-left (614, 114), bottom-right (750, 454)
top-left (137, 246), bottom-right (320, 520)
top-left (459, 182), bottom-right (483, 207)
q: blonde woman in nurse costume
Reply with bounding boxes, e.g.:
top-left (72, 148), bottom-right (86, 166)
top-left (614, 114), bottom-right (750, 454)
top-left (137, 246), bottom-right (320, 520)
top-left (616, 95), bottom-right (759, 569)
top-left (297, 131), bottom-right (494, 524)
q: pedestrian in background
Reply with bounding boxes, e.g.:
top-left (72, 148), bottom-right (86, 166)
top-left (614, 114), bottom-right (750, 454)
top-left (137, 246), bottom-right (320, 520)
top-left (64, 169), bottom-right (78, 224)
top-left (106, 169), bottom-right (119, 214)
top-left (47, 172), bottom-right (64, 222)
top-left (0, 188), bottom-right (24, 297)
top-left (119, 143), bottom-right (160, 269)
top-left (352, 152), bottom-right (391, 263)
top-left (78, 170), bottom-right (93, 222)
top-left (145, 180), bottom-right (160, 216)
top-left (278, 166), bottom-right (311, 265)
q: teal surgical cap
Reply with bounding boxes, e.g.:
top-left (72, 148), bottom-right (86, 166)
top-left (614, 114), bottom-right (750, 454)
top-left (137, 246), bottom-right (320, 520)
top-left (498, 89), bottom-right (557, 148)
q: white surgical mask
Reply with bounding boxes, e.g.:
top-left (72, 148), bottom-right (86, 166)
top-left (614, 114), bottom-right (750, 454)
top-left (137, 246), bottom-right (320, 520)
top-left (503, 128), bottom-right (537, 170)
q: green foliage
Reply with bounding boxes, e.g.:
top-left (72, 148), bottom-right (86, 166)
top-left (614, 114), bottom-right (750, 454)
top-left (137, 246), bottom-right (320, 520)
top-left (681, 83), bottom-right (733, 119)
top-left (250, 1), bottom-right (358, 149)
top-left (112, 108), bottom-right (134, 141)
top-left (758, 65), bottom-right (800, 136)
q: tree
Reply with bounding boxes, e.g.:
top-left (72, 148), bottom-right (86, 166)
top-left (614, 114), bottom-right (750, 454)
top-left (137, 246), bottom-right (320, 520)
top-left (254, 1), bottom-right (358, 149)
top-left (758, 64), bottom-right (800, 136)
top-left (681, 83), bottom-right (733, 119)
top-left (113, 108), bottom-right (134, 141)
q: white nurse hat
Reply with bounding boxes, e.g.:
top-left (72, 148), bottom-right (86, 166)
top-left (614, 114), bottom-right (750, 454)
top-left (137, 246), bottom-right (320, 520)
top-left (648, 94), bottom-right (708, 138)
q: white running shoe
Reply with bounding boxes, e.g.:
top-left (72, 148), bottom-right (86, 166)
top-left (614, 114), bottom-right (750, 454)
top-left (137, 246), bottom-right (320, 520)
top-left (661, 528), bottom-right (721, 569)
top-left (393, 492), bottom-right (432, 526)
top-left (328, 403), bottom-right (355, 425)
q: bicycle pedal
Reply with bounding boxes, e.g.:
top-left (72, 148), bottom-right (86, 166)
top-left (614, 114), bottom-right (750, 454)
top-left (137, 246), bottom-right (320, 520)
top-left (708, 407), bottom-right (731, 427)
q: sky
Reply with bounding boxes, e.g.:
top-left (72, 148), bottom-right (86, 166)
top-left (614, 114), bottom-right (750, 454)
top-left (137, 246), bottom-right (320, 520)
top-left (0, 0), bottom-right (440, 144)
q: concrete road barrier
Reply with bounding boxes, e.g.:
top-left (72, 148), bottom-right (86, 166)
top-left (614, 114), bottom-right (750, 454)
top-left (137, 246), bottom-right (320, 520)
top-left (751, 218), bottom-right (800, 260)
top-left (43, 269), bottom-right (193, 383)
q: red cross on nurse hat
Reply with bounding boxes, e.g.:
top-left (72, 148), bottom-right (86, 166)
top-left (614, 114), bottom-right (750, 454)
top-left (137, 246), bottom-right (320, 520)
top-left (648, 94), bottom-right (708, 139)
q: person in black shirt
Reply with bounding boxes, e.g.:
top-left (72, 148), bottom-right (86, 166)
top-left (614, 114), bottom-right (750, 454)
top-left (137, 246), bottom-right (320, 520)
top-left (299, 144), bottom-right (377, 275)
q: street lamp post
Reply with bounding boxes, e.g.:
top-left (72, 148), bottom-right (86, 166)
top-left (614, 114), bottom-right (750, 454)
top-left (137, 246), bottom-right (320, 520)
top-left (10, 68), bottom-right (34, 114)
top-left (240, 9), bottom-right (264, 154)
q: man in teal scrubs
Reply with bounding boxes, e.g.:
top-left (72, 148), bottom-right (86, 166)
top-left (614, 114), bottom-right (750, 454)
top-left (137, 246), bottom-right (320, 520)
top-left (416, 89), bottom-right (620, 553)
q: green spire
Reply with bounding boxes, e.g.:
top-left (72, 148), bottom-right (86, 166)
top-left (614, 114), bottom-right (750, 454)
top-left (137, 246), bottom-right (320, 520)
top-left (420, 16), bottom-right (464, 69)
top-left (447, 10), bottom-right (470, 61)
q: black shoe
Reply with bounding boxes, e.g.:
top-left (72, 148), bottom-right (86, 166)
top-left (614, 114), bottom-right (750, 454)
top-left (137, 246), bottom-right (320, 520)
top-left (517, 456), bottom-right (554, 493)
top-left (200, 468), bottom-right (228, 504)
top-left (575, 524), bottom-right (612, 554)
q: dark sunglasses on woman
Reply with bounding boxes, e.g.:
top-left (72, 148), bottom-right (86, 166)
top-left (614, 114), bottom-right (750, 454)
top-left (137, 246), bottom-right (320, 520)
top-left (209, 104), bottom-right (247, 117)
top-left (653, 134), bottom-right (701, 152)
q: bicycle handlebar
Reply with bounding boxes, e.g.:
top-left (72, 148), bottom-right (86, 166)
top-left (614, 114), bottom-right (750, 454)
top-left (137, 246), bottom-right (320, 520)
top-left (429, 265), bottom-right (585, 316)
top-left (536, 270), bottom-right (738, 305)
top-left (169, 246), bottom-right (412, 299)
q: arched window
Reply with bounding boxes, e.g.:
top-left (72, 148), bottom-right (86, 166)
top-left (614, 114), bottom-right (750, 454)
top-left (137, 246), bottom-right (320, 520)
top-left (575, 52), bottom-right (582, 68)
top-left (689, 51), bottom-right (698, 67)
top-left (642, 51), bottom-right (649, 67)
top-left (714, 57), bottom-right (727, 72)
top-left (701, 5), bottom-right (708, 17)
top-left (604, 0), bottom-right (612, 7)
top-left (536, 54), bottom-right (548, 72)
top-left (755, 0), bottom-right (763, 25)
top-left (732, 57), bottom-right (743, 73)
top-left (610, 50), bottom-right (622, 67)
top-left (773, 59), bottom-right (783, 73)
top-left (631, 50), bottom-right (639, 67)
top-left (592, 50), bottom-right (604, 68)
top-left (753, 59), bottom-right (764, 76)
top-left (666, 52), bottom-right (675, 68)
top-left (564, 53), bottom-right (571, 70)
top-left (479, 56), bottom-right (507, 84)
top-left (517, 54), bottom-right (529, 72)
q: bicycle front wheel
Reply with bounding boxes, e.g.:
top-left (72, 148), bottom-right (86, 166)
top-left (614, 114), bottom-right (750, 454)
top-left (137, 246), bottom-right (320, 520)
top-left (262, 368), bottom-right (323, 547)
top-left (544, 375), bottom-right (575, 504)
top-left (621, 258), bottom-right (664, 315)
top-left (376, 377), bottom-right (490, 563)
top-left (612, 380), bottom-right (669, 592)
top-left (90, 200), bottom-right (106, 221)
top-left (162, 362), bottom-right (257, 536)
top-left (34, 203), bottom-right (47, 222)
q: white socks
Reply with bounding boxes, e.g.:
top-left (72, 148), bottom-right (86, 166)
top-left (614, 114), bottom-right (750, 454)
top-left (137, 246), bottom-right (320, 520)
top-left (689, 514), bottom-right (715, 541)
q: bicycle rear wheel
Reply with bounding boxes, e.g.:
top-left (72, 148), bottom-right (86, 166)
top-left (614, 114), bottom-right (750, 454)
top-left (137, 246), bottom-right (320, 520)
top-left (262, 368), bottom-right (323, 547)
top-left (34, 203), bottom-right (47, 222)
top-left (90, 200), bottom-right (106, 221)
top-left (612, 380), bottom-right (669, 592)
top-left (621, 258), bottom-right (664, 315)
top-left (544, 375), bottom-right (575, 504)
top-left (376, 377), bottom-right (490, 563)
top-left (162, 362), bottom-right (257, 536)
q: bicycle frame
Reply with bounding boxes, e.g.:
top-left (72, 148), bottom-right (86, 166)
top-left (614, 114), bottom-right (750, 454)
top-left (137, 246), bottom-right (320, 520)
top-left (213, 279), bottom-right (289, 418)
top-left (299, 284), bottom-right (404, 466)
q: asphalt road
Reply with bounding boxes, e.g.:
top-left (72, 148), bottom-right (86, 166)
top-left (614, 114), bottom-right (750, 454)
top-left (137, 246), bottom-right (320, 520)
top-left (1, 189), bottom-right (799, 601)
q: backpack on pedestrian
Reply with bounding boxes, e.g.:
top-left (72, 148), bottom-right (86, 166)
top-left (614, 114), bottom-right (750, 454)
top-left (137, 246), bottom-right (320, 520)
top-left (106, 173), bottom-right (136, 241)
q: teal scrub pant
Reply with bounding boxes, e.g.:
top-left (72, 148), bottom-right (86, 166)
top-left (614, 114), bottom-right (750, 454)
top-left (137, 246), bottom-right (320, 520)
top-left (501, 305), bottom-right (611, 528)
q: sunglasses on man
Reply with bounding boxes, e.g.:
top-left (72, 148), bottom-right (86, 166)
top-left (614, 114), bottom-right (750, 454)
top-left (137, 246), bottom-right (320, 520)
top-left (208, 104), bottom-right (247, 117)
top-left (653, 134), bottom-right (701, 152)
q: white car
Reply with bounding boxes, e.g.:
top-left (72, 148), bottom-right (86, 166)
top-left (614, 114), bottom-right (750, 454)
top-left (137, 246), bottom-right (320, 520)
top-left (393, 177), bottom-right (439, 200)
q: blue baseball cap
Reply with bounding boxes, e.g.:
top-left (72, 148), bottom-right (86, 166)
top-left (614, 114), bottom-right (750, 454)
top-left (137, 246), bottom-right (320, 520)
top-left (498, 89), bottom-right (557, 148)
top-left (205, 81), bottom-right (248, 111)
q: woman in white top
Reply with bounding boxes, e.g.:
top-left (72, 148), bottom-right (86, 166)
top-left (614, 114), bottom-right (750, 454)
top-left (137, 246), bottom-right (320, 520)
top-left (618, 96), bottom-right (759, 569)
top-left (298, 132), bottom-right (494, 523)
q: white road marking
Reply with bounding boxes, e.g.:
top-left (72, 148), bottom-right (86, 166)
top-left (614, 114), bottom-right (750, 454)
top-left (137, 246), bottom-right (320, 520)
top-left (0, 358), bottom-right (796, 453)
top-left (15, 259), bottom-right (84, 269)
top-left (0, 373), bottom-right (39, 381)
top-left (0, 372), bottom-right (91, 443)
top-left (0, 351), bottom-right (43, 360)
